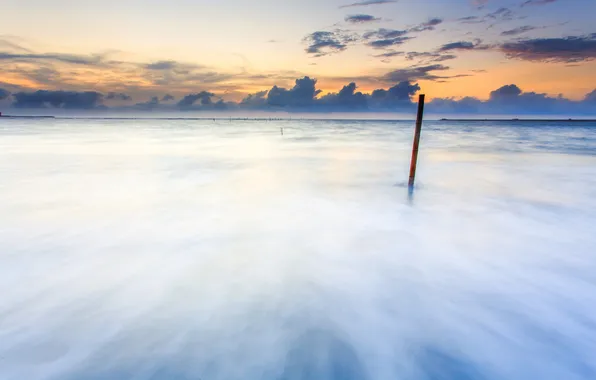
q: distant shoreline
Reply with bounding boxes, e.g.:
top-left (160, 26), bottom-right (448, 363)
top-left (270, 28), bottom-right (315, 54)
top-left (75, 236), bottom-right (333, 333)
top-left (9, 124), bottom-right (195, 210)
top-left (439, 118), bottom-right (596, 122)
top-left (1, 115), bottom-right (595, 122)
top-left (0, 115), bottom-right (56, 119)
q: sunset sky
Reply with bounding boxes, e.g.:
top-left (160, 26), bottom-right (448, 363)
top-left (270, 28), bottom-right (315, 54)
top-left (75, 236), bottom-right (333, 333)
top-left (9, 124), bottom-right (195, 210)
top-left (1, 0), bottom-right (596, 111)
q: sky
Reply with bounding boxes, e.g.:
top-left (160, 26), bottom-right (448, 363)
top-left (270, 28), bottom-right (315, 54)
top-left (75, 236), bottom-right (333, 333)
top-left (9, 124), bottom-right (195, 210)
top-left (1, 0), bottom-right (596, 114)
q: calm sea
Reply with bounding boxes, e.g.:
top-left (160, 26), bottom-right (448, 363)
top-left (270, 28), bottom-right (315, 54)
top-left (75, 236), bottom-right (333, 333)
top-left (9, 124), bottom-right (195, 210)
top-left (1, 118), bottom-right (596, 380)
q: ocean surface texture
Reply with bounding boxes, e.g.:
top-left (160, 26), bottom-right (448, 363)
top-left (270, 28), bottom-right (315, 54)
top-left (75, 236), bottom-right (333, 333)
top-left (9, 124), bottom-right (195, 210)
top-left (1, 118), bottom-right (595, 380)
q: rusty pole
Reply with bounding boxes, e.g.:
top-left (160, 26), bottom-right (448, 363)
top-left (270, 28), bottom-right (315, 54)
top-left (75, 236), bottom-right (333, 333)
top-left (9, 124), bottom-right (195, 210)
top-left (408, 94), bottom-right (425, 192)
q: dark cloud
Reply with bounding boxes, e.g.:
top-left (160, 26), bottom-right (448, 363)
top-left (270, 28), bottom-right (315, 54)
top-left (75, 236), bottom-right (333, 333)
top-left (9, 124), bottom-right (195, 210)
top-left (499, 35), bottom-right (596, 62)
top-left (490, 84), bottom-right (522, 99)
top-left (7, 77), bottom-right (595, 115)
top-left (367, 37), bottom-right (411, 49)
top-left (240, 90), bottom-right (268, 108)
top-left (370, 81), bottom-right (421, 108)
top-left (177, 91), bottom-right (216, 108)
top-left (303, 31), bottom-right (355, 57)
top-left (427, 83), bottom-right (596, 114)
top-left (521, 0), bottom-right (558, 7)
top-left (439, 41), bottom-right (477, 52)
top-left (267, 77), bottom-right (321, 107)
top-left (409, 18), bottom-right (444, 33)
top-left (319, 82), bottom-right (368, 109)
top-left (501, 25), bottom-right (537, 36)
top-left (363, 28), bottom-right (412, 49)
top-left (345, 14), bottom-right (381, 23)
top-left (135, 96), bottom-right (160, 110)
top-left (12, 90), bottom-right (103, 109)
top-left (364, 28), bottom-right (408, 40)
top-left (246, 78), bottom-right (422, 111)
top-left (383, 64), bottom-right (451, 82)
top-left (106, 92), bottom-right (132, 101)
top-left (427, 96), bottom-right (484, 113)
top-left (339, 0), bottom-right (397, 8)
top-left (0, 88), bottom-right (10, 100)
top-left (162, 94), bottom-right (175, 102)
top-left (487, 84), bottom-right (567, 111)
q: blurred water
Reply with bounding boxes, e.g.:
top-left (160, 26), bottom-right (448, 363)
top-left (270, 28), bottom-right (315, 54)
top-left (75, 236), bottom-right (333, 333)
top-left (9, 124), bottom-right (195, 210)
top-left (1, 118), bottom-right (595, 380)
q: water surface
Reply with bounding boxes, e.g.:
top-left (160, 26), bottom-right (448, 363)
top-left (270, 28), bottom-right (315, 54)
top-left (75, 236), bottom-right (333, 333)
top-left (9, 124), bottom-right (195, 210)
top-left (1, 118), bottom-right (595, 380)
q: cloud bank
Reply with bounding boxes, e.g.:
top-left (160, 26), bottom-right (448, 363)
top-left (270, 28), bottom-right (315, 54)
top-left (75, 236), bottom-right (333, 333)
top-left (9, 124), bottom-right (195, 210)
top-left (2, 79), bottom-right (595, 115)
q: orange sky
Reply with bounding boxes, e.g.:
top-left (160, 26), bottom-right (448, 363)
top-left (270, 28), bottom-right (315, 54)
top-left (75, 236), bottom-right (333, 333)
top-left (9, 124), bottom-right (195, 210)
top-left (1, 0), bottom-right (595, 104)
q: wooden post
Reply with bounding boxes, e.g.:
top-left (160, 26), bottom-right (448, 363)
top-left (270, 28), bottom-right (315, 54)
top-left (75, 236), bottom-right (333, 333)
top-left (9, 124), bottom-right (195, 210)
top-left (408, 94), bottom-right (425, 192)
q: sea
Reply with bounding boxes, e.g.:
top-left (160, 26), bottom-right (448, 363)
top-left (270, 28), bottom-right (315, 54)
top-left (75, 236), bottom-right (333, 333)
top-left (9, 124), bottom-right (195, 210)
top-left (1, 117), bottom-right (595, 380)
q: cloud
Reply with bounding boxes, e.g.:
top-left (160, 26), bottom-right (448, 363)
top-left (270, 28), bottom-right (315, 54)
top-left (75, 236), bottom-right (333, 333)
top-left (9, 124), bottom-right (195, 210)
top-left (373, 49), bottom-right (457, 65)
top-left (521, 0), bottom-right (558, 7)
top-left (409, 18), bottom-right (444, 33)
top-left (363, 28), bottom-right (411, 49)
top-left (0, 52), bottom-right (103, 66)
top-left (247, 78), bottom-right (422, 111)
top-left (303, 30), bottom-right (356, 57)
top-left (7, 77), bottom-right (596, 115)
top-left (135, 96), bottom-right (160, 110)
top-left (367, 37), bottom-right (411, 49)
top-left (145, 61), bottom-right (178, 70)
top-left (458, 6), bottom-right (520, 25)
top-left (267, 77), bottom-right (321, 107)
top-left (382, 64), bottom-right (451, 82)
top-left (369, 81), bottom-right (421, 108)
top-left (0, 88), bottom-right (10, 100)
top-left (240, 90), bottom-right (268, 108)
top-left (339, 0), bottom-right (397, 8)
top-left (499, 35), bottom-right (596, 62)
top-left (178, 91), bottom-right (216, 108)
top-left (487, 83), bottom-right (568, 111)
top-left (345, 14), bottom-right (381, 23)
top-left (438, 40), bottom-right (485, 52)
top-left (0, 43), bottom-right (248, 97)
top-left (486, 7), bottom-right (515, 21)
top-left (12, 90), bottom-right (104, 109)
top-left (162, 94), bottom-right (175, 102)
top-left (501, 25), bottom-right (537, 36)
top-left (458, 16), bottom-right (483, 24)
top-left (404, 52), bottom-right (458, 63)
top-left (106, 92), bottom-right (132, 101)
top-left (373, 51), bottom-right (404, 58)
top-left (490, 84), bottom-right (522, 99)
top-left (428, 83), bottom-right (596, 114)
top-left (427, 96), bottom-right (484, 113)
top-left (319, 82), bottom-right (368, 109)
top-left (364, 28), bottom-right (408, 39)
